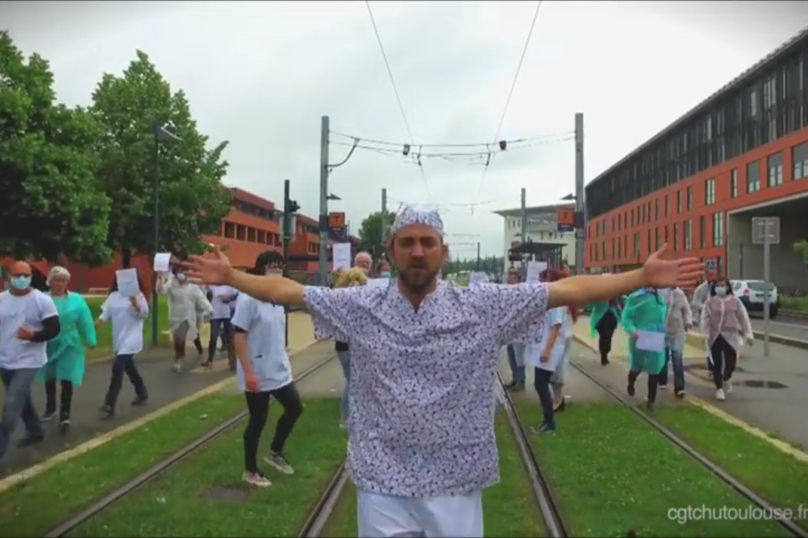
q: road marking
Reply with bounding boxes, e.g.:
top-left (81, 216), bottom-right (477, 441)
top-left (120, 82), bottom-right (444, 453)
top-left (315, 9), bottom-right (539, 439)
top-left (0, 376), bottom-right (236, 495)
top-left (572, 333), bottom-right (808, 463)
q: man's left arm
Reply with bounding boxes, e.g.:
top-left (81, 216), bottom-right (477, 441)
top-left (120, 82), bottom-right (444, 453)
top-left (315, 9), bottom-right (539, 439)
top-left (30, 293), bottom-right (60, 342)
top-left (547, 270), bottom-right (647, 309)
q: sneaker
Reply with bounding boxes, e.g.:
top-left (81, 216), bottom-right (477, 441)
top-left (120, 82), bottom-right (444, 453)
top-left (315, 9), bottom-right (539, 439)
top-left (243, 471), bottom-right (271, 487)
top-left (659, 384), bottom-right (668, 391)
top-left (508, 384), bottom-right (524, 393)
top-left (99, 405), bottom-right (114, 419)
top-left (131, 396), bottom-right (148, 407)
top-left (724, 380), bottom-right (733, 393)
top-left (60, 418), bottom-right (71, 433)
top-left (715, 388), bottom-right (726, 401)
top-left (16, 433), bottom-right (44, 448)
top-left (265, 452), bottom-right (294, 475)
top-left (645, 400), bottom-right (654, 412)
top-left (173, 362), bottom-right (182, 373)
top-left (41, 409), bottom-right (57, 422)
top-left (627, 383), bottom-right (636, 397)
top-left (530, 423), bottom-right (556, 434)
top-left (674, 390), bottom-right (686, 399)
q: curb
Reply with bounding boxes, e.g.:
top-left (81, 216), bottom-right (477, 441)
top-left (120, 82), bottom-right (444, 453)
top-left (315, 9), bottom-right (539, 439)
top-left (571, 333), bottom-right (808, 464)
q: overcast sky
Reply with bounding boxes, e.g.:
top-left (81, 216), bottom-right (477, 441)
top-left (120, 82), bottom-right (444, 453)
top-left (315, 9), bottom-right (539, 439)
top-left (4, 1), bottom-right (808, 259)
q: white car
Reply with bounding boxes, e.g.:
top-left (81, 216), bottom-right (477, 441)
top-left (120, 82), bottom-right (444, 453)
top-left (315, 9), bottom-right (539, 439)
top-left (732, 280), bottom-right (779, 319)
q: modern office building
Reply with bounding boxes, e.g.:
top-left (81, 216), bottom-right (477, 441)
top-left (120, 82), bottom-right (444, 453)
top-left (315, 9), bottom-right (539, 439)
top-left (584, 28), bottom-right (808, 290)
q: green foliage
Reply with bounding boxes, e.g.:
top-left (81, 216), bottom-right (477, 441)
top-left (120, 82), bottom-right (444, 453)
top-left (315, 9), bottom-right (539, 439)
top-left (90, 50), bottom-right (232, 262)
top-left (358, 211), bottom-right (396, 257)
top-left (793, 240), bottom-right (808, 266)
top-left (0, 31), bottom-right (112, 264)
top-left (444, 256), bottom-right (504, 275)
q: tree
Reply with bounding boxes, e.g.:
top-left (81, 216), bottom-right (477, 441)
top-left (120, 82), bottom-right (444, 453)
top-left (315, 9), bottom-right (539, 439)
top-left (90, 50), bottom-right (231, 267)
top-left (0, 31), bottom-right (112, 265)
top-left (794, 240), bottom-right (808, 266)
top-left (358, 211), bottom-right (396, 258)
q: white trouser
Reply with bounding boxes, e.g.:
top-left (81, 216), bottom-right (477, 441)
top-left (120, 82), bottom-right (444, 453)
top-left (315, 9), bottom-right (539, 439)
top-left (357, 488), bottom-right (483, 538)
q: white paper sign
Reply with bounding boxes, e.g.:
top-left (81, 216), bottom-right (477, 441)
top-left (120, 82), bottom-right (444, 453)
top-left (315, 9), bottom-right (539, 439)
top-left (332, 243), bottom-right (351, 271)
top-left (635, 330), bottom-right (665, 352)
top-left (115, 268), bottom-right (140, 298)
top-left (153, 252), bottom-right (172, 273)
top-left (470, 271), bottom-right (488, 285)
top-left (526, 261), bottom-right (547, 283)
top-left (366, 277), bottom-right (390, 288)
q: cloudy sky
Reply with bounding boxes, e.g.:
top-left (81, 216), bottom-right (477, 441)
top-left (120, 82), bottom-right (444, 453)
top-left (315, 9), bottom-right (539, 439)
top-left (4, 1), bottom-right (808, 259)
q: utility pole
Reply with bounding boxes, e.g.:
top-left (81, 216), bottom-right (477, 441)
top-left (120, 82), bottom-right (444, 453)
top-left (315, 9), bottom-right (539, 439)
top-left (520, 188), bottom-right (527, 273)
top-left (476, 242), bottom-right (481, 270)
top-left (574, 112), bottom-right (585, 275)
top-left (151, 136), bottom-right (160, 347)
top-left (318, 115), bottom-right (330, 286)
top-left (381, 188), bottom-right (387, 263)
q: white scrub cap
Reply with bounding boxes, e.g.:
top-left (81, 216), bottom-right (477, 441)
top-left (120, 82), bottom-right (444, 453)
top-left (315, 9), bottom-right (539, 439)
top-left (390, 205), bottom-right (444, 238)
top-left (47, 266), bottom-right (71, 285)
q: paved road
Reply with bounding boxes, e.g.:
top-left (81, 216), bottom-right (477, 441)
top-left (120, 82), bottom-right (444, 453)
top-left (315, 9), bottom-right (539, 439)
top-left (749, 315), bottom-right (808, 342)
top-left (0, 312), bottom-right (319, 477)
top-left (574, 318), bottom-right (808, 451)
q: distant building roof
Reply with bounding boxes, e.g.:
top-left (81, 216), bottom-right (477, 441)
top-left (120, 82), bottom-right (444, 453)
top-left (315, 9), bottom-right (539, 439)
top-left (229, 186), bottom-right (277, 212)
top-left (587, 25), bottom-right (808, 190)
top-left (492, 203), bottom-right (573, 218)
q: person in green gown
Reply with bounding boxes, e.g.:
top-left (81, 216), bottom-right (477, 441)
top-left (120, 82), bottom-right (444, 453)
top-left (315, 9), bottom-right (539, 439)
top-left (589, 298), bottom-right (621, 365)
top-left (39, 266), bottom-right (97, 431)
top-left (620, 287), bottom-right (667, 410)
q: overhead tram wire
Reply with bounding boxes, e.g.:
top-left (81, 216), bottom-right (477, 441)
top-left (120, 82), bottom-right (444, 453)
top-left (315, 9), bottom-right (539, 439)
top-left (474, 0), bottom-right (543, 198)
top-left (329, 130), bottom-right (573, 149)
top-left (365, 0), bottom-right (429, 189)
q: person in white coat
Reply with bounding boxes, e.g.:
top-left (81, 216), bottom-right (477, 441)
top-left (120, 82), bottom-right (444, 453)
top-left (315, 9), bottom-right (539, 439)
top-left (97, 272), bottom-right (150, 419)
top-left (233, 251), bottom-right (303, 487)
top-left (525, 302), bottom-right (568, 434)
top-left (157, 267), bottom-right (212, 372)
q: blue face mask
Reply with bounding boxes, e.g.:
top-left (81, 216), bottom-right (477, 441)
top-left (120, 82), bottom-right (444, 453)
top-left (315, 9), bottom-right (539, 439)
top-left (10, 276), bottom-right (31, 290)
top-left (381, 271), bottom-right (391, 278)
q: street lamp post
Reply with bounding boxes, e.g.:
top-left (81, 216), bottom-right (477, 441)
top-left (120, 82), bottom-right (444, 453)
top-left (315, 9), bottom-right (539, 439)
top-left (150, 122), bottom-right (182, 347)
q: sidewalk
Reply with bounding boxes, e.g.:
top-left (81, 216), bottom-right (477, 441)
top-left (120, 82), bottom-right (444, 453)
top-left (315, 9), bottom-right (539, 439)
top-left (0, 313), bottom-right (318, 476)
top-left (574, 315), bottom-right (808, 450)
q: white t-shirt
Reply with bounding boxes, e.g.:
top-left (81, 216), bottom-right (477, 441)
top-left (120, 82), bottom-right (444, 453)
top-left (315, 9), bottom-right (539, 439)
top-left (0, 289), bottom-right (59, 369)
top-left (231, 294), bottom-right (292, 392)
top-left (525, 306), bottom-right (569, 372)
top-left (209, 285), bottom-right (237, 320)
top-left (99, 291), bottom-right (149, 355)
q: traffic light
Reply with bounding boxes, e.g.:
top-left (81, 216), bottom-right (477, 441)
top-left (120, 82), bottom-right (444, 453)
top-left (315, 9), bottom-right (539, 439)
top-left (283, 180), bottom-right (299, 240)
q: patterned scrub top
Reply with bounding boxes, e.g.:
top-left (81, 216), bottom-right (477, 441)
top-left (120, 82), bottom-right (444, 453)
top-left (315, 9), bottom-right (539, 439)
top-left (303, 279), bottom-right (549, 497)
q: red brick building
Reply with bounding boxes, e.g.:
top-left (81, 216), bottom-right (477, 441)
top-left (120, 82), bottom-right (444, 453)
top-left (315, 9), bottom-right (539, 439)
top-left (1, 186), bottom-right (360, 292)
top-left (584, 28), bottom-right (808, 290)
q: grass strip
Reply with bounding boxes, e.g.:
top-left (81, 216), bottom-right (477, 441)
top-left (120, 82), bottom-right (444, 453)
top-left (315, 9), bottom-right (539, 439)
top-left (654, 404), bottom-right (808, 530)
top-left (516, 401), bottom-right (791, 537)
top-left (68, 398), bottom-right (346, 537)
top-left (0, 391), bottom-right (244, 538)
top-left (85, 296), bottom-right (171, 362)
top-left (320, 410), bottom-right (547, 537)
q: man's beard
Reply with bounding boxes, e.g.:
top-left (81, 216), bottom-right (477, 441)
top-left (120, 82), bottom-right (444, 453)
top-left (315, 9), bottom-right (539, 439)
top-left (398, 265), bottom-right (439, 293)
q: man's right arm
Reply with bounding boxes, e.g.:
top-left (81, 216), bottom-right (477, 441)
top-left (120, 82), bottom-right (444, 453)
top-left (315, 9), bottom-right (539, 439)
top-left (225, 271), bottom-right (304, 305)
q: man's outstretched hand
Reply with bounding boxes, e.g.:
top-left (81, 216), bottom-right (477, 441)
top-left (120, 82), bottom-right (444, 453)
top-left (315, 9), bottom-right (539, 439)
top-left (642, 244), bottom-right (704, 289)
top-left (182, 247), bottom-right (232, 286)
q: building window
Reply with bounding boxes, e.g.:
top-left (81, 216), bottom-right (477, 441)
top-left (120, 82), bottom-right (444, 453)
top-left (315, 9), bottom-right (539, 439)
top-left (686, 186), bottom-right (693, 211)
top-left (705, 179), bottom-right (716, 206)
top-left (654, 199), bottom-right (658, 220)
top-left (699, 215), bottom-right (706, 248)
top-left (647, 229), bottom-right (651, 254)
top-left (767, 152), bottom-right (783, 187)
top-left (684, 220), bottom-right (692, 250)
top-left (654, 227), bottom-right (659, 251)
top-left (677, 191), bottom-right (683, 213)
top-left (713, 212), bottom-right (724, 246)
top-left (673, 223), bottom-right (678, 252)
top-left (730, 169), bottom-right (738, 197)
top-left (664, 195), bottom-right (669, 217)
top-left (747, 161), bottom-right (760, 193)
top-left (793, 142), bottom-right (808, 180)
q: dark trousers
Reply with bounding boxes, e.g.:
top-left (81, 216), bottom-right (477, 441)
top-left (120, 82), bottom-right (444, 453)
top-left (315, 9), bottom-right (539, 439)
top-left (533, 368), bottom-right (555, 429)
top-left (0, 368), bottom-right (42, 459)
top-left (45, 379), bottom-right (74, 420)
top-left (243, 383), bottom-right (303, 473)
top-left (104, 354), bottom-right (148, 410)
top-left (208, 319), bottom-right (234, 365)
top-left (709, 335), bottom-right (737, 390)
top-left (596, 311), bottom-right (618, 364)
top-left (628, 370), bottom-right (660, 403)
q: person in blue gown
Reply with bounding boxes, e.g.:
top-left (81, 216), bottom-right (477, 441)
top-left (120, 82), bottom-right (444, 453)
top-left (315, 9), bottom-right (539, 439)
top-left (39, 266), bottom-right (97, 431)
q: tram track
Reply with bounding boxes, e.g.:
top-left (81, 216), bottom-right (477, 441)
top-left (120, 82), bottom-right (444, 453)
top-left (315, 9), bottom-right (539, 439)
top-left (567, 358), bottom-right (808, 538)
top-left (43, 353), bottom-right (339, 538)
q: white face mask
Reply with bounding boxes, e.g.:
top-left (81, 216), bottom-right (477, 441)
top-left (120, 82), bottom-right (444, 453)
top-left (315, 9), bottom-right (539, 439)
top-left (175, 273), bottom-right (188, 283)
top-left (714, 286), bottom-right (727, 297)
